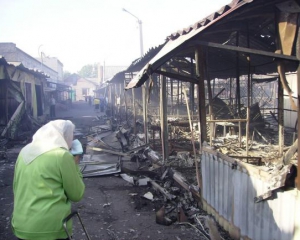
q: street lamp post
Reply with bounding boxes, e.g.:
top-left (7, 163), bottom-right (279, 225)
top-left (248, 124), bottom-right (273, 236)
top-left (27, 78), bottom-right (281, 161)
top-left (38, 44), bottom-right (43, 71)
top-left (122, 8), bottom-right (147, 141)
top-left (122, 8), bottom-right (144, 56)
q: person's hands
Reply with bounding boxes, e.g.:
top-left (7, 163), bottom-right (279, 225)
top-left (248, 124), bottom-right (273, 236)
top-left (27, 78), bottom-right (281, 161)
top-left (74, 155), bottom-right (80, 164)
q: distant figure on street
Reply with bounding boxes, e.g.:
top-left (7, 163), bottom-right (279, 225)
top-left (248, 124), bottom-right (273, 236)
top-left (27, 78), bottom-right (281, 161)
top-left (94, 98), bottom-right (100, 112)
top-left (88, 96), bottom-right (92, 106)
top-left (50, 95), bottom-right (56, 118)
top-left (100, 96), bottom-right (106, 112)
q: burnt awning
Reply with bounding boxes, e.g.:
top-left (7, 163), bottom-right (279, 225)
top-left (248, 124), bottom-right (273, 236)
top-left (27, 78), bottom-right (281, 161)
top-left (108, 44), bottom-right (165, 85)
top-left (125, 0), bottom-right (300, 89)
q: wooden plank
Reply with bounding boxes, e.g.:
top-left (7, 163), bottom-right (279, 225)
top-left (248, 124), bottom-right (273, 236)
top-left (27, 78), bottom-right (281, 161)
top-left (278, 78), bottom-right (284, 156)
top-left (1, 101), bottom-right (24, 137)
top-left (246, 24), bottom-right (251, 156)
top-left (132, 88), bottom-right (136, 134)
top-left (123, 80), bottom-right (128, 122)
top-left (183, 88), bottom-right (201, 188)
top-left (207, 119), bottom-right (247, 123)
top-left (142, 83), bottom-right (148, 143)
top-left (207, 77), bottom-right (214, 146)
top-left (283, 139), bottom-right (298, 165)
top-left (150, 180), bottom-right (176, 200)
top-left (195, 47), bottom-right (207, 147)
top-left (160, 72), bottom-right (168, 162)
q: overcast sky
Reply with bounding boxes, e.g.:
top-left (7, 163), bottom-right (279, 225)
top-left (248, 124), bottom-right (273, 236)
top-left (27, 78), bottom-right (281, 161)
top-left (0, 0), bottom-right (231, 73)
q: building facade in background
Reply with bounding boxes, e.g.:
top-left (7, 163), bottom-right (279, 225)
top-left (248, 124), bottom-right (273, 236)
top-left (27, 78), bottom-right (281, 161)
top-left (37, 55), bottom-right (64, 81)
top-left (0, 42), bottom-right (60, 82)
top-left (64, 74), bottom-right (98, 101)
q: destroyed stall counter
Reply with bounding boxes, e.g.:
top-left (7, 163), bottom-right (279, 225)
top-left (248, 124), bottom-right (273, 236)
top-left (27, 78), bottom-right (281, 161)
top-left (210, 132), bottom-right (298, 166)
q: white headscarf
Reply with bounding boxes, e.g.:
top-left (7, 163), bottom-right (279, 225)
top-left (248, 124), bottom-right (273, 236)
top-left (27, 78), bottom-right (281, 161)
top-left (20, 120), bottom-right (75, 165)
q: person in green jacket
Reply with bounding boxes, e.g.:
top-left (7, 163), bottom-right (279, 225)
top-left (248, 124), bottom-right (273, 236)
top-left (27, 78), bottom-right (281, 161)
top-left (11, 120), bottom-right (85, 240)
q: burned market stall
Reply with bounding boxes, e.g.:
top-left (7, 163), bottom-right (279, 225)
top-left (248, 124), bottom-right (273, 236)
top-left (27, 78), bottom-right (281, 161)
top-left (125, 0), bottom-right (300, 239)
top-left (0, 56), bottom-right (48, 141)
top-left (103, 45), bottom-right (164, 135)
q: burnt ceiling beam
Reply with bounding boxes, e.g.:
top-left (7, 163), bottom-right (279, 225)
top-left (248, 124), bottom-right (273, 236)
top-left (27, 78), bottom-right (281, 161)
top-left (207, 13), bottom-right (272, 30)
top-left (154, 69), bottom-right (198, 84)
top-left (225, 13), bottom-right (273, 22)
top-left (164, 66), bottom-right (192, 76)
top-left (188, 40), bottom-right (299, 62)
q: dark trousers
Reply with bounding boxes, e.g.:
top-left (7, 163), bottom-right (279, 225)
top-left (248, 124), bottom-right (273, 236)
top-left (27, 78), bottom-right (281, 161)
top-left (50, 105), bottom-right (56, 118)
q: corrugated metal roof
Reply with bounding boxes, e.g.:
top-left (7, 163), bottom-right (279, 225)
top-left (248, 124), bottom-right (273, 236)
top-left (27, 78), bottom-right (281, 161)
top-left (125, 0), bottom-right (251, 89)
top-left (0, 56), bottom-right (49, 78)
top-left (166, 0), bottom-right (241, 40)
top-left (125, 0), bottom-right (299, 89)
top-left (108, 44), bottom-right (164, 84)
top-left (126, 44), bottom-right (165, 73)
top-left (106, 70), bottom-right (125, 84)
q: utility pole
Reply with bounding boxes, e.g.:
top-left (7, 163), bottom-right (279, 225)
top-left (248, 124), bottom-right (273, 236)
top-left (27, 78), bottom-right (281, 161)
top-left (123, 8), bottom-right (147, 141)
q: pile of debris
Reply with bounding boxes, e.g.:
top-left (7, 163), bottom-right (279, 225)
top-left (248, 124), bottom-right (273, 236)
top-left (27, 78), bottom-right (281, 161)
top-left (76, 115), bottom-right (233, 240)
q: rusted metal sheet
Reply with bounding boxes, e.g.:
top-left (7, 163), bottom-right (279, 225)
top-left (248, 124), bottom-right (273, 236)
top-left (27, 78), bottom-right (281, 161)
top-left (201, 147), bottom-right (300, 240)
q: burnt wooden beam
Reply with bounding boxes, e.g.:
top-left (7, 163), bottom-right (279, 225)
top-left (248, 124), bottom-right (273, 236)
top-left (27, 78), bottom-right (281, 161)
top-left (195, 47), bottom-right (205, 197)
top-left (131, 72), bottom-right (137, 135)
top-left (183, 88), bottom-right (201, 188)
top-left (154, 69), bottom-right (198, 84)
top-left (236, 31), bottom-right (241, 116)
top-left (207, 119), bottom-right (247, 123)
top-left (278, 79), bottom-right (284, 156)
top-left (283, 139), bottom-right (298, 165)
top-left (142, 83), bottom-right (149, 143)
top-left (195, 47), bottom-right (207, 146)
top-left (189, 40), bottom-right (299, 62)
top-left (170, 78), bottom-right (173, 112)
top-left (123, 80), bottom-right (128, 123)
top-left (170, 169), bottom-right (202, 202)
top-left (207, 75), bottom-right (214, 145)
top-left (246, 22), bottom-right (251, 156)
top-left (177, 79), bottom-right (180, 115)
top-left (296, 15), bottom-right (300, 190)
top-left (150, 180), bottom-right (176, 200)
top-left (160, 72), bottom-right (168, 162)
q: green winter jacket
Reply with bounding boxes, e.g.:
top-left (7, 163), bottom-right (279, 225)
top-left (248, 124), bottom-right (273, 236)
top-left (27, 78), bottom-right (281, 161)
top-left (12, 147), bottom-right (85, 240)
